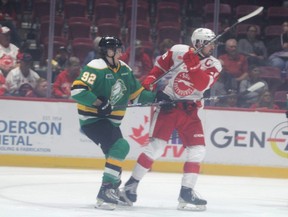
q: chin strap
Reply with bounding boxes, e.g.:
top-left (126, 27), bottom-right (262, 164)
top-left (103, 55), bottom-right (117, 69)
top-left (194, 45), bottom-right (205, 59)
top-left (101, 46), bottom-right (119, 69)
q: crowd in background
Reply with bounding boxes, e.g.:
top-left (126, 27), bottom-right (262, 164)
top-left (0, 0), bottom-right (287, 110)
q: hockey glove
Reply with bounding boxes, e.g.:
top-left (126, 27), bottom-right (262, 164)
top-left (142, 75), bottom-right (156, 91)
top-left (96, 96), bottom-right (112, 117)
top-left (155, 91), bottom-right (174, 111)
top-left (183, 49), bottom-right (200, 71)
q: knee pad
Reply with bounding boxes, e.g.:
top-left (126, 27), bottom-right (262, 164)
top-left (144, 138), bottom-right (166, 160)
top-left (186, 145), bottom-right (206, 163)
top-left (108, 138), bottom-right (130, 160)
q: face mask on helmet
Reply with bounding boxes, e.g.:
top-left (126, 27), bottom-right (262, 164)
top-left (191, 28), bottom-right (216, 48)
top-left (99, 36), bottom-right (123, 57)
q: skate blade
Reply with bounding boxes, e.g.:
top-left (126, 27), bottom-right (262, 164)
top-left (177, 202), bottom-right (206, 211)
top-left (118, 191), bottom-right (133, 206)
top-left (95, 199), bottom-right (117, 210)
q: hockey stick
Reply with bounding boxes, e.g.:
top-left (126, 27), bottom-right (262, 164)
top-left (113, 101), bottom-right (164, 109)
top-left (239, 81), bottom-right (265, 95)
top-left (113, 82), bottom-right (265, 109)
top-left (150, 6), bottom-right (264, 87)
top-left (205, 81), bottom-right (266, 101)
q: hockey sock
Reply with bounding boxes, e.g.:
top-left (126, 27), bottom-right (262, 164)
top-left (103, 138), bottom-right (130, 185)
top-left (131, 153), bottom-right (153, 181)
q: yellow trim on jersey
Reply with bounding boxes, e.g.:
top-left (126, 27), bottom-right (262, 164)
top-left (78, 104), bottom-right (97, 112)
top-left (130, 87), bottom-right (144, 100)
top-left (111, 110), bottom-right (126, 116)
top-left (108, 63), bottom-right (121, 73)
top-left (77, 104), bottom-right (126, 116)
top-left (72, 80), bottom-right (91, 90)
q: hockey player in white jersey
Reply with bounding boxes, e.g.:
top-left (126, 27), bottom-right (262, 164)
top-left (120, 28), bottom-right (222, 211)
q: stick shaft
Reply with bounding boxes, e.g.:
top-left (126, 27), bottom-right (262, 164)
top-left (114, 82), bottom-right (265, 109)
top-left (150, 6), bottom-right (264, 86)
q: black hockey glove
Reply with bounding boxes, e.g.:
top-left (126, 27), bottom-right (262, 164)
top-left (96, 96), bottom-right (112, 117)
top-left (155, 91), bottom-right (175, 111)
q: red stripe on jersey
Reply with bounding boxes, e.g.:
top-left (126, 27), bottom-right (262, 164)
top-left (183, 162), bottom-right (200, 174)
top-left (137, 153), bottom-right (154, 169)
top-left (156, 50), bottom-right (174, 72)
top-left (206, 67), bottom-right (220, 87)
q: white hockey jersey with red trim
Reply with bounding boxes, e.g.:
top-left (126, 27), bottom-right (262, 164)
top-left (155, 44), bottom-right (222, 101)
top-left (0, 43), bottom-right (19, 73)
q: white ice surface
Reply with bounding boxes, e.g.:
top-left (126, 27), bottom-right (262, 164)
top-left (0, 167), bottom-right (287, 217)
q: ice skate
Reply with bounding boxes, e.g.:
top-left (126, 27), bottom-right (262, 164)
top-left (177, 186), bottom-right (207, 211)
top-left (119, 177), bottom-right (139, 206)
top-left (95, 183), bottom-right (119, 210)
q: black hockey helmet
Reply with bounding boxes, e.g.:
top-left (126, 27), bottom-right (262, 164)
top-left (99, 36), bottom-right (123, 57)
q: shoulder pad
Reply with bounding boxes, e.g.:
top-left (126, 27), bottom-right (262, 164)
top-left (87, 59), bottom-right (107, 69)
top-left (208, 56), bottom-right (222, 72)
top-left (119, 60), bottom-right (132, 71)
top-left (170, 44), bottom-right (190, 52)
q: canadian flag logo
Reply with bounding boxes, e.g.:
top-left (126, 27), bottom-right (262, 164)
top-left (129, 115), bottom-right (150, 146)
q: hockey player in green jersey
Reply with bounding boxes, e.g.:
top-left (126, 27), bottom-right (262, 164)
top-left (71, 36), bottom-right (155, 210)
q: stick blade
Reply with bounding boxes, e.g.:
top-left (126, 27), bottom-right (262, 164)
top-left (237, 6), bottom-right (264, 23)
top-left (247, 81), bottom-right (265, 92)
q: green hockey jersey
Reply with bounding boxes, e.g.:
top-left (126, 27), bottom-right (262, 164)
top-left (71, 58), bottom-right (155, 126)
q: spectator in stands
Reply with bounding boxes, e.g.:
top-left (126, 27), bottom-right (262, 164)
top-left (18, 83), bottom-right (34, 97)
top-left (52, 56), bottom-right (81, 99)
top-left (219, 89), bottom-right (239, 108)
top-left (155, 38), bottom-right (175, 91)
top-left (277, 76), bottom-right (288, 92)
top-left (237, 25), bottom-right (267, 66)
top-left (0, 0), bottom-right (21, 47)
top-left (267, 21), bottom-right (288, 78)
top-left (0, 0), bottom-right (16, 20)
top-left (0, 69), bottom-right (6, 95)
top-left (218, 38), bottom-right (249, 91)
top-left (0, 26), bottom-right (18, 77)
top-left (120, 40), bottom-right (153, 82)
top-left (26, 78), bottom-right (49, 98)
top-left (209, 75), bottom-right (227, 107)
top-left (250, 90), bottom-right (279, 110)
top-left (5, 53), bottom-right (40, 96)
top-left (238, 65), bottom-right (269, 108)
top-left (155, 38), bottom-right (175, 61)
top-left (51, 46), bottom-right (70, 82)
top-left (33, 78), bottom-right (48, 97)
top-left (82, 36), bottom-right (102, 66)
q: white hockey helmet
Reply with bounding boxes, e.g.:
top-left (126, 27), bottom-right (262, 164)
top-left (191, 28), bottom-right (216, 48)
